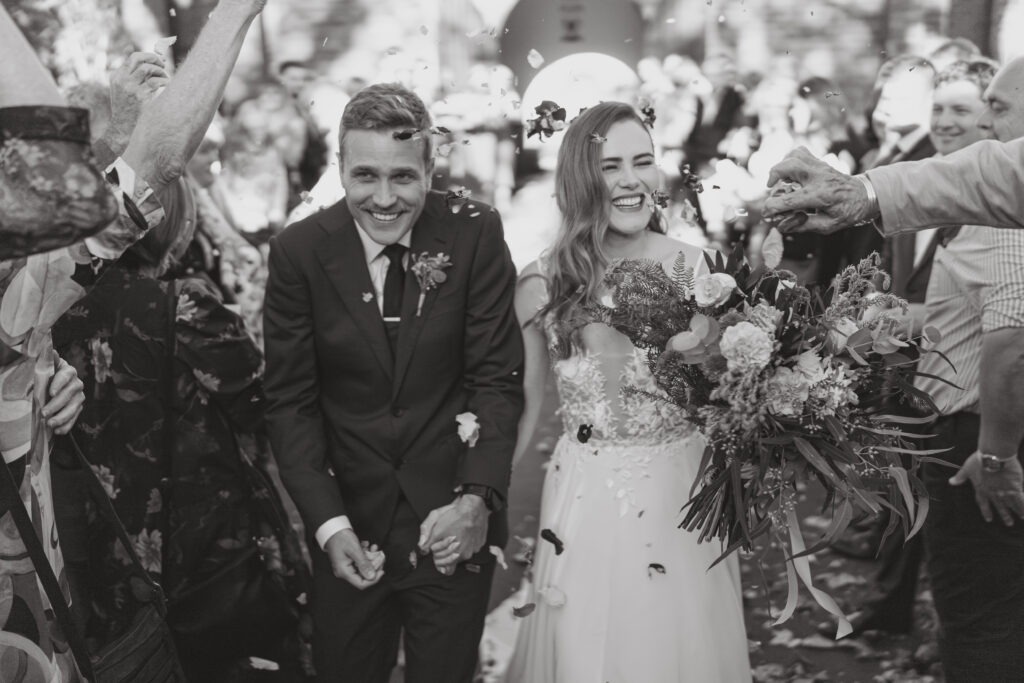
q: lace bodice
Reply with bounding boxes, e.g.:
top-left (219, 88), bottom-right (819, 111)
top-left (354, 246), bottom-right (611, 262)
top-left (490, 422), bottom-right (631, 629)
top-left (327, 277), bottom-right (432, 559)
top-left (550, 322), bottom-right (695, 446)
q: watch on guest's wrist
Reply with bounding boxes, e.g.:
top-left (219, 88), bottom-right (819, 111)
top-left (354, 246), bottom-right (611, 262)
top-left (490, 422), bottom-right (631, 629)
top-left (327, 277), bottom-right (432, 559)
top-left (456, 484), bottom-right (504, 512)
top-left (977, 450), bottom-right (1017, 473)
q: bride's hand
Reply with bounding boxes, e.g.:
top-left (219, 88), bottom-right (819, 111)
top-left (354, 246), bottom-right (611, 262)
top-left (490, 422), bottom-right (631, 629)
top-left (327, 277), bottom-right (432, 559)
top-left (418, 495), bottom-right (489, 575)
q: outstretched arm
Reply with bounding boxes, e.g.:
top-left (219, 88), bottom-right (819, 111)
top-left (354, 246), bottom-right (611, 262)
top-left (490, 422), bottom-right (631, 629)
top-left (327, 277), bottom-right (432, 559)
top-left (763, 139), bottom-right (1024, 236)
top-left (868, 139), bottom-right (1024, 234)
top-left (122, 0), bottom-right (265, 194)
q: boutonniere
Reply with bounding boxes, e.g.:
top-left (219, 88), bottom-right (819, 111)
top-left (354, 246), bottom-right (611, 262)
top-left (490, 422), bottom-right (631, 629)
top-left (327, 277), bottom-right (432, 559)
top-left (410, 251), bottom-right (453, 316)
top-left (456, 412), bottom-right (480, 447)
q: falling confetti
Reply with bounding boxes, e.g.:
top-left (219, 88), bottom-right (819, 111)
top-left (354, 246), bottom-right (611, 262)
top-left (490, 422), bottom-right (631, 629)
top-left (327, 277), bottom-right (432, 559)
top-left (445, 187), bottom-right (471, 213)
top-left (300, 191), bottom-right (313, 205)
top-left (420, 25), bottom-right (429, 35)
top-left (429, 126), bottom-right (451, 136)
top-left (322, 36), bottom-right (328, 47)
top-left (153, 36), bottom-right (177, 59)
top-left (681, 165), bottom-right (704, 193)
top-left (650, 190), bottom-right (670, 208)
top-left (680, 199), bottom-right (699, 223)
top-left (527, 48), bottom-right (545, 69)
top-left (825, 91), bottom-right (841, 99)
top-left (589, 133), bottom-right (607, 143)
top-left (435, 142), bottom-right (456, 158)
top-left (647, 563), bottom-right (667, 578)
top-left (540, 529), bottom-right (565, 555)
top-left (489, 546), bottom-right (508, 570)
top-left (526, 100), bottom-right (567, 140)
top-left (576, 424), bottom-right (593, 443)
top-left (168, 7), bottom-right (176, 16)
top-left (639, 100), bottom-right (656, 128)
top-left (512, 603), bottom-right (536, 618)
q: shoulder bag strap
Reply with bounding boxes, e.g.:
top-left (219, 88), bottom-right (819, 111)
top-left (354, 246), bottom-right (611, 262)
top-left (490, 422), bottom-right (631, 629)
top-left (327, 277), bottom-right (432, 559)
top-left (0, 454), bottom-right (97, 680)
top-left (163, 282), bottom-right (178, 483)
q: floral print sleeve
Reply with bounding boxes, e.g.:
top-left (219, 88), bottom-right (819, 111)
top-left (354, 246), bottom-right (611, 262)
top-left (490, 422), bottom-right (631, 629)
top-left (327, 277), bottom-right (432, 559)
top-left (0, 105), bottom-right (118, 259)
top-left (174, 278), bottom-right (264, 432)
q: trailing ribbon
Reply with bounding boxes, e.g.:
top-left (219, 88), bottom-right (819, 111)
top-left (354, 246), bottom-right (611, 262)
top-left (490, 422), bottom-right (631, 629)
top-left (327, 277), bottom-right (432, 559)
top-left (773, 508), bottom-right (853, 639)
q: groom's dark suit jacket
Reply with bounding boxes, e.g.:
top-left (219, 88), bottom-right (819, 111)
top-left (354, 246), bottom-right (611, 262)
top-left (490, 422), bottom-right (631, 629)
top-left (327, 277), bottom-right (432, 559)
top-left (263, 191), bottom-right (524, 551)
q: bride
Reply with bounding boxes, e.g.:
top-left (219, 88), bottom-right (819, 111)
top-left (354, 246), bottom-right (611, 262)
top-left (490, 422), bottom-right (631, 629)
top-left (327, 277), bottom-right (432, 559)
top-left (505, 101), bottom-right (751, 682)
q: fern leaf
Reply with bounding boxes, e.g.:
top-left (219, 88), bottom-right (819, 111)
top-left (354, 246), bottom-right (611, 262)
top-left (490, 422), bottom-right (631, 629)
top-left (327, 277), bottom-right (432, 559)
top-left (672, 251), bottom-right (695, 295)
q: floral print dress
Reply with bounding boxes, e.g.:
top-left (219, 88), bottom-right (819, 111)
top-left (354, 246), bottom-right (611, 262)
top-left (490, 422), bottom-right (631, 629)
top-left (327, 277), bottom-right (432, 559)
top-left (51, 266), bottom-right (310, 669)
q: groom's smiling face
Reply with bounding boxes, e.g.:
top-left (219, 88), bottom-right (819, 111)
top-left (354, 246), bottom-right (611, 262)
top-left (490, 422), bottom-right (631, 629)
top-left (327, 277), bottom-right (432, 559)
top-left (339, 128), bottom-right (432, 245)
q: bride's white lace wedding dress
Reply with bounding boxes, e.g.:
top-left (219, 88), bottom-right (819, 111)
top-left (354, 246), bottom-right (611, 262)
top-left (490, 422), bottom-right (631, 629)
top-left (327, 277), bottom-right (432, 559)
top-left (502, 259), bottom-right (751, 683)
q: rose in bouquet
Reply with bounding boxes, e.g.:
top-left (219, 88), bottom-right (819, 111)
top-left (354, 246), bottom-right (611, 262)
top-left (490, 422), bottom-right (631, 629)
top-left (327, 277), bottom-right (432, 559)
top-left (591, 231), bottom-right (950, 636)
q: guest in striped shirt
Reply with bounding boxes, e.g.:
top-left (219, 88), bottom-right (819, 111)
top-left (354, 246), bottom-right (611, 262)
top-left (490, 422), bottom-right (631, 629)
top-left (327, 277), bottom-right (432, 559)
top-left (910, 56), bottom-right (1024, 683)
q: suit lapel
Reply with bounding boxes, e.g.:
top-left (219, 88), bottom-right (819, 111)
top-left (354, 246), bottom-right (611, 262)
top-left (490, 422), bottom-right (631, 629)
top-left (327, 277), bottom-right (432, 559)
top-left (315, 203), bottom-right (394, 379)
top-left (393, 197), bottom-right (456, 396)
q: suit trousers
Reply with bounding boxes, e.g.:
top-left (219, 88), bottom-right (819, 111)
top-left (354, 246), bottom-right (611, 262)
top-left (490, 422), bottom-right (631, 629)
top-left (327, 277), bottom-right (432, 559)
top-left (923, 412), bottom-right (1024, 683)
top-left (310, 496), bottom-right (495, 683)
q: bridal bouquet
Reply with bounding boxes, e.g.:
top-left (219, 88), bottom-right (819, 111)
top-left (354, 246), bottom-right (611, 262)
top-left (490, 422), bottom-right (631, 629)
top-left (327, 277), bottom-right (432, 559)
top-left (591, 233), bottom-right (947, 634)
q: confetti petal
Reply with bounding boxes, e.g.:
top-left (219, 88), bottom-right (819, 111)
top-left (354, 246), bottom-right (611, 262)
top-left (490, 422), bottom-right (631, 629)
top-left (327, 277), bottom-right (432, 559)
top-left (576, 424), bottom-right (593, 443)
top-left (761, 227), bottom-right (784, 269)
top-left (512, 603), bottom-right (536, 618)
top-left (445, 188), bottom-right (471, 213)
top-left (647, 563), bottom-right (667, 577)
top-left (681, 165), bottom-right (704, 193)
top-left (527, 49), bottom-right (545, 69)
top-left (153, 36), bottom-right (177, 59)
top-left (540, 528), bottom-right (565, 555)
top-left (650, 190), bottom-right (670, 208)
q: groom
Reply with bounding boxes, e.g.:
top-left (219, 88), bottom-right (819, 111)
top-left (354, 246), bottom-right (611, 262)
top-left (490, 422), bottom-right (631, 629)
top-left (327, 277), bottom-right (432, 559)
top-left (263, 83), bottom-right (524, 682)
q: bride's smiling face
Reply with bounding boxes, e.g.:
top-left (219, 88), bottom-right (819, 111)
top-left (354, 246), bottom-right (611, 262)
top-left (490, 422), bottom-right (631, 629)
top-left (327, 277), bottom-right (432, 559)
top-left (600, 119), bottom-right (659, 236)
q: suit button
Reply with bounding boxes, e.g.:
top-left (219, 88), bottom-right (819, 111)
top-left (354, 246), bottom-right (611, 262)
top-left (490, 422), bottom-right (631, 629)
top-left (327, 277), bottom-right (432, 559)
top-left (392, 407), bottom-right (406, 418)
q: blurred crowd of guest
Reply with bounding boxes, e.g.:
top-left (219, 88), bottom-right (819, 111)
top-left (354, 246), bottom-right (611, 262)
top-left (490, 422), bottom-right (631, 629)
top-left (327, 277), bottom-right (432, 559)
top-left (634, 36), bottom-right (991, 301)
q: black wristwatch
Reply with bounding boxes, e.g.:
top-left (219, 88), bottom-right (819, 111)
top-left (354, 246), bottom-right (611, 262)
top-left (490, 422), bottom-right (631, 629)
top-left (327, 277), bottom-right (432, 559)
top-left (457, 484), bottom-right (504, 512)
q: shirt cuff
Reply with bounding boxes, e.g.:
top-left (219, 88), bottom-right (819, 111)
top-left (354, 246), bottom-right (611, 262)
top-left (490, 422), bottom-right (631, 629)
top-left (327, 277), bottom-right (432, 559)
top-left (315, 515), bottom-right (353, 550)
top-left (855, 173), bottom-right (885, 236)
top-left (84, 157), bottom-right (165, 261)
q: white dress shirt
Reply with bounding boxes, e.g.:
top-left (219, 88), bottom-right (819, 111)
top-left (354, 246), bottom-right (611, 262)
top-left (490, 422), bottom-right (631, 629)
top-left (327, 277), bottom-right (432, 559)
top-left (313, 223), bottom-right (412, 550)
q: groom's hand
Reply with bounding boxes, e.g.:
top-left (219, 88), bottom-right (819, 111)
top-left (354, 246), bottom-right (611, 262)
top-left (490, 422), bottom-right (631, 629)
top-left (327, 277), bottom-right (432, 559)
top-left (324, 529), bottom-right (385, 589)
top-left (418, 495), bottom-right (489, 575)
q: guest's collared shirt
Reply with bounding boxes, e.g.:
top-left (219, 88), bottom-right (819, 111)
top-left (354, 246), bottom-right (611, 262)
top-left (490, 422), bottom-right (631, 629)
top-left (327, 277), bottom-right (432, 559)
top-left (915, 225), bottom-right (1024, 415)
top-left (313, 223), bottom-right (413, 550)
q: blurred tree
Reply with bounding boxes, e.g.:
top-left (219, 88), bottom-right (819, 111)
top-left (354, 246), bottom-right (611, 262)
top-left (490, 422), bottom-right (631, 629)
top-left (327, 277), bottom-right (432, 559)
top-left (1, 0), bottom-right (133, 86)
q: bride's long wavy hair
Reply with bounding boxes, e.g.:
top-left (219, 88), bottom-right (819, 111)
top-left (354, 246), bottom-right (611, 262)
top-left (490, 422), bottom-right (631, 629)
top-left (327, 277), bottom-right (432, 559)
top-left (539, 101), bottom-right (665, 359)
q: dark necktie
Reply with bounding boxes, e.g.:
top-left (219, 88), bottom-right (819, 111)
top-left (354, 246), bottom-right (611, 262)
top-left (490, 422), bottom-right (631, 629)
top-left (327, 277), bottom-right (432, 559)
top-left (382, 244), bottom-right (407, 355)
top-left (382, 243), bottom-right (407, 320)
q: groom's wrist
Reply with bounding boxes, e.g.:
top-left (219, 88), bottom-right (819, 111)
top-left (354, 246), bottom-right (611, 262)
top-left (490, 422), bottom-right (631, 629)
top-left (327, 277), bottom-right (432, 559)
top-left (456, 484), bottom-right (504, 512)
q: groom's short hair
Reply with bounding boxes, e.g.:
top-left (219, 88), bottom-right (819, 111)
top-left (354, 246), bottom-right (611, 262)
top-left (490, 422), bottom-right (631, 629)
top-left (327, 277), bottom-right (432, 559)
top-left (339, 83), bottom-right (433, 165)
